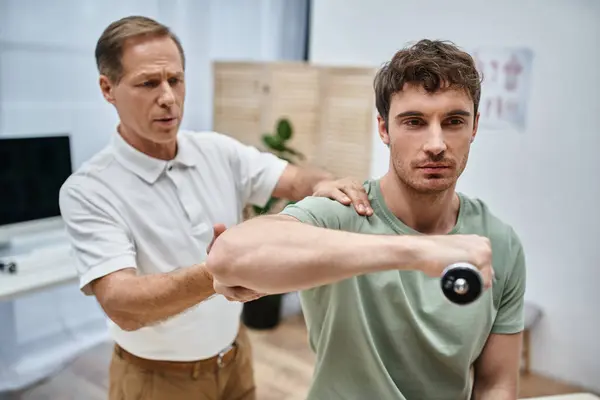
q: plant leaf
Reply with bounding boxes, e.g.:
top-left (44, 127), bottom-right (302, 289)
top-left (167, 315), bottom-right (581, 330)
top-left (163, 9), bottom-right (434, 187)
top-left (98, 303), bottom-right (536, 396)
top-left (281, 146), bottom-right (306, 160)
top-left (277, 155), bottom-right (295, 164)
top-left (262, 134), bottom-right (286, 152)
top-left (276, 119), bottom-right (293, 141)
top-left (253, 197), bottom-right (279, 215)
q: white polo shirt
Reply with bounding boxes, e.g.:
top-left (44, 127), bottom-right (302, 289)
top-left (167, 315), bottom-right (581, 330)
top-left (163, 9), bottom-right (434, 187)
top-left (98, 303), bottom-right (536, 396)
top-left (58, 129), bottom-right (287, 361)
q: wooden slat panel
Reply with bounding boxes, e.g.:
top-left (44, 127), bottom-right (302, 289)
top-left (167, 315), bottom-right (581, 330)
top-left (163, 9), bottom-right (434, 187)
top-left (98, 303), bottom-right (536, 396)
top-left (212, 62), bottom-right (265, 149)
top-left (212, 62), bottom-right (376, 180)
top-left (263, 63), bottom-right (321, 165)
top-left (316, 67), bottom-right (376, 181)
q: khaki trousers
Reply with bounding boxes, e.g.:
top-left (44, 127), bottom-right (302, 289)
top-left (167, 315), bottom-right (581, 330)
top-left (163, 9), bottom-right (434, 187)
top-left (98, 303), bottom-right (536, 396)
top-left (108, 325), bottom-right (255, 400)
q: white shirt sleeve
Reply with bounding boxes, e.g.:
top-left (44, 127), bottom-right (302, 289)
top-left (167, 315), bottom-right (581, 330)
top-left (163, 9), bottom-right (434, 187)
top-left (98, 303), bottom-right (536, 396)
top-left (215, 133), bottom-right (288, 207)
top-left (59, 181), bottom-right (137, 295)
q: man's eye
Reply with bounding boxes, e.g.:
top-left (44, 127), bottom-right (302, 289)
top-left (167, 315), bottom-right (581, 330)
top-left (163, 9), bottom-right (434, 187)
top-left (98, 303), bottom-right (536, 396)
top-left (405, 119), bottom-right (422, 126)
top-left (447, 118), bottom-right (464, 125)
top-left (141, 81), bottom-right (158, 88)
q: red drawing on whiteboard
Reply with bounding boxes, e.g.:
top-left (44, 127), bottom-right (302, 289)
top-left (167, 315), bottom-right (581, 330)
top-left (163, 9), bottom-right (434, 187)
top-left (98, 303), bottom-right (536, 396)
top-left (497, 96), bottom-right (503, 117)
top-left (505, 99), bottom-right (519, 118)
top-left (504, 54), bottom-right (523, 91)
top-left (483, 96), bottom-right (510, 118)
top-left (485, 98), bottom-right (492, 117)
top-left (490, 60), bottom-right (499, 82)
top-left (485, 96), bottom-right (504, 118)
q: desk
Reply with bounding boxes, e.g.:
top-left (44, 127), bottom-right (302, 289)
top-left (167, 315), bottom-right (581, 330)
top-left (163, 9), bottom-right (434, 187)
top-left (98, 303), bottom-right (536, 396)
top-left (0, 219), bottom-right (79, 301)
top-left (0, 242), bottom-right (107, 393)
top-left (0, 263), bottom-right (78, 301)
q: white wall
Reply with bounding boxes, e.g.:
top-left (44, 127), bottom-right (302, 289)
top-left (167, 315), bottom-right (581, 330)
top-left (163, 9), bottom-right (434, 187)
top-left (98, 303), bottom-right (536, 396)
top-left (310, 0), bottom-right (600, 392)
top-left (0, 0), bottom-right (306, 391)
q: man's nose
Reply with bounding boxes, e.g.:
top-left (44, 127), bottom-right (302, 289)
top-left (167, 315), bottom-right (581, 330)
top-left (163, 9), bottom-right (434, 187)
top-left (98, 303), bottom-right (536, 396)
top-left (422, 124), bottom-right (447, 156)
top-left (158, 82), bottom-right (175, 107)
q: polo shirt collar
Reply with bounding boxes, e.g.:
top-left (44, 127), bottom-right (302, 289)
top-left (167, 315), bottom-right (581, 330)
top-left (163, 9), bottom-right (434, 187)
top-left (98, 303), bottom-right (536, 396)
top-left (111, 131), bottom-right (197, 184)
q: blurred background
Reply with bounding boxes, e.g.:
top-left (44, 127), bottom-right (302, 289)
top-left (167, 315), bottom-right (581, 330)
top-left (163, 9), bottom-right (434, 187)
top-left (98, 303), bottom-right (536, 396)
top-left (0, 0), bottom-right (598, 399)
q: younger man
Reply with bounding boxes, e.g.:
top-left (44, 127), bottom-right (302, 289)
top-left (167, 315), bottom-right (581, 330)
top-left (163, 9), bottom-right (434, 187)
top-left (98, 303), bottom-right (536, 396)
top-left (207, 39), bottom-right (526, 399)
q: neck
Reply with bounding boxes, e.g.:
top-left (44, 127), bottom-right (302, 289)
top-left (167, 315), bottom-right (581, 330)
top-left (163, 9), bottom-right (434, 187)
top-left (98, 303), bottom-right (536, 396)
top-left (379, 172), bottom-right (460, 235)
top-left (118, 124), bottom-right (177, 160)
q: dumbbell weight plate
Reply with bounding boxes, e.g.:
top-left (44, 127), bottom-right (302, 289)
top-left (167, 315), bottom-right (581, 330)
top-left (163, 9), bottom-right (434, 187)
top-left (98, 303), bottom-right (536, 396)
top-left (440, 262), bottom-right (483, 305)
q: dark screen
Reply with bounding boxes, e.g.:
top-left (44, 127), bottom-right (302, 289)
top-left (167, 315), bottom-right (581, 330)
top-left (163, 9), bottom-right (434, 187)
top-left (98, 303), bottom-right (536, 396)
top-left (0, 135), bottom-right (72, 226)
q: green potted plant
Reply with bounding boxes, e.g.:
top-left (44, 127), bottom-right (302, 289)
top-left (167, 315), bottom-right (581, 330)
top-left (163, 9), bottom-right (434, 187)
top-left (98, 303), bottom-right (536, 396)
top-left (241, 118), bottom-right (305, 330)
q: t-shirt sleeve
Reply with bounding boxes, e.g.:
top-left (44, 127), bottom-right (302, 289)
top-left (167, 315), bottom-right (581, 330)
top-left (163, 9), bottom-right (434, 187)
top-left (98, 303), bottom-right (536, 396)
top-left (59, 182), bottom-right (137, 296)
top-left (279, 196), bottom-right (349, 230)
top-left (216, 133), bottom-right (288, 208)
top-left (491, 230), bottom-right (527, 334)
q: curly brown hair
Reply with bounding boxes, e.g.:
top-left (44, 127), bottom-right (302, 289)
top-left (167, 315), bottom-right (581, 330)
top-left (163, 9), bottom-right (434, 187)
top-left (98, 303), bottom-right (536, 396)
top-left (374, 39), bottom-right (482, 128)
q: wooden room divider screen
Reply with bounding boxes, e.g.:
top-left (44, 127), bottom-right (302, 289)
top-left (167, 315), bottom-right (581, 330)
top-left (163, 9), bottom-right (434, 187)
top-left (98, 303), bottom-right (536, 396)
top-left (212, 61), bottom-right (377, 182)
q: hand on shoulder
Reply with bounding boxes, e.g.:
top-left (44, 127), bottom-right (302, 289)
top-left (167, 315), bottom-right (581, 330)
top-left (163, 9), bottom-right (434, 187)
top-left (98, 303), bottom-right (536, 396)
top-left (312, 176), bottom-right (373, 216)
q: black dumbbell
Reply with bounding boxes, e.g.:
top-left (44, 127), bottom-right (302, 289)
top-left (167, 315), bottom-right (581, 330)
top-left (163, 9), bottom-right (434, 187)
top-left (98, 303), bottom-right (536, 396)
top-left (440, 262), bottom-right (483, 305)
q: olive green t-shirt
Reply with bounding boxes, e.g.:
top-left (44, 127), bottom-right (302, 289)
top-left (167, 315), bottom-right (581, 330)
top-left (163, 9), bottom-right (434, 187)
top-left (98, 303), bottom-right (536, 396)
top-left (279, 179), bottom-right (526, 400)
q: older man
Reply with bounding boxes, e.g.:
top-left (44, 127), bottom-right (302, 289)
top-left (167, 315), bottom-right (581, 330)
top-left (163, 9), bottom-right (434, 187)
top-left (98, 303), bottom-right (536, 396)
top-left (59, 16), bottom-right (372, 400)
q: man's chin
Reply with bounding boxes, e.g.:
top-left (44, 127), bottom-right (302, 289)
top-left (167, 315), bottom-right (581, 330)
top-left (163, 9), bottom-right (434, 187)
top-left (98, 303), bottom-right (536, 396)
top-left (150, 126), bottom-right (180, 142)
top-left (410, 178), bottom-right (455, 194)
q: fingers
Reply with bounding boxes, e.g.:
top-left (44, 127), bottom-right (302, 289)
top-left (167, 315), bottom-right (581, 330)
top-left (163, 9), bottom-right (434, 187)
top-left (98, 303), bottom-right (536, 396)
top-left (340, 184), bottom-right (373, 216)
top-left (224, 293), bottom-right (264, 303)
top-left (207, 223), bottom-right (227, 253)
top-left (317, 187), bottom-right (351, 206)
top-left (214, 282), bottom-right (266, 303)
top-left (213, 224), bottom-right (227, 237)
top-left (480, 266), bottom-right (495, 290)
top-left (313, 178), bottom-right (374, 216)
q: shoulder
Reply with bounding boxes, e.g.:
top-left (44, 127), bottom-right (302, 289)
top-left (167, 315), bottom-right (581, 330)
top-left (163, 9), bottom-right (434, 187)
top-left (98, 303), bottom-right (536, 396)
top-left (459, 193), bottom-right (525, 278)
top-left (459, 194), bottom-right (522, 248)
top-left (60, 147), bottom-right (114, 199)
top-left (279, 181), bottom-right (372, 230)
top-left (59, 148), bottom-right (125, 218)
top-left (180, 130), bottom-right (268, 168)
top-left (180, 130), bottom-right (248, 153)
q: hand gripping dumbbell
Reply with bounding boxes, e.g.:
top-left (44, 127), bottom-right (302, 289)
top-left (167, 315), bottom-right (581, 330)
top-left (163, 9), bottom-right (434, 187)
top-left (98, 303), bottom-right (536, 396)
top-left (440, 262), bottom-right (483, 305)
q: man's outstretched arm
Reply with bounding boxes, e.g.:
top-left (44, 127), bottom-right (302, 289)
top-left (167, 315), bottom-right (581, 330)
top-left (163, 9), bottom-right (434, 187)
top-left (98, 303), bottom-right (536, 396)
top-left (205, 214), bottom-right (494, 295)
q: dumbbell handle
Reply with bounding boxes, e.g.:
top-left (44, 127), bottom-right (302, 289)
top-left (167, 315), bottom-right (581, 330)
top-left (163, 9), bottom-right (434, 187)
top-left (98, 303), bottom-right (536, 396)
top-left (440, 262), bottom-right (483, 305)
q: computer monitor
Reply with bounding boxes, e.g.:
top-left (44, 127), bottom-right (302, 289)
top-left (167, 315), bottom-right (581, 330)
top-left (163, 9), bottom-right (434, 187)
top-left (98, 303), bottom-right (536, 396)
top-left (0, 134), bottom-right (73, 248)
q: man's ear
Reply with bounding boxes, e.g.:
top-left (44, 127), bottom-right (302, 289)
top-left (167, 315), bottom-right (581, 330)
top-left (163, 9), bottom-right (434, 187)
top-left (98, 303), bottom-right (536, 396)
top-left (377, 114), bottom-right (390, 147)
top-left (99, 75), bottom-right (116, 104)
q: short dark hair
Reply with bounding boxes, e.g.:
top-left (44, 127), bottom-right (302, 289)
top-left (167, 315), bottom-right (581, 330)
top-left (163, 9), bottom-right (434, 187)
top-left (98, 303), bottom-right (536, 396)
top-left (95, 16), bottom-right (185, 83)
top-left (374, 39), bottom-right (482, 127)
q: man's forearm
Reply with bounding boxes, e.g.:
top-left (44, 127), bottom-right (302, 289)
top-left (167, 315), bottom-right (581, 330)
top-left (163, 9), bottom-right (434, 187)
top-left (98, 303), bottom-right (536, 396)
top-left (293, 167), bottom-right (335, 200)
top-left (205, 215), bottom-right (422, 293)
top-left (94, 264), bottom-right (214, 331)
top-left (272, 164), bottom-right (334, 201)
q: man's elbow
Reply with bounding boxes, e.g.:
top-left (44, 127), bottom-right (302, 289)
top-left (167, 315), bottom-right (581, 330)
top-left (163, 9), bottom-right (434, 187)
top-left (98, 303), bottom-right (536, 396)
top-left (100, 300), bottom-right (146, 332)
top-left (92, 279), bottom-right (146, 332)
top-left (111, 315), bottom-right (145, 332)
top-left (206, 215), bottom-right (296, 283)
top-left (473, 375), bottom-right (518, 399)
top-left (205, 233), bottom-right (242, 284)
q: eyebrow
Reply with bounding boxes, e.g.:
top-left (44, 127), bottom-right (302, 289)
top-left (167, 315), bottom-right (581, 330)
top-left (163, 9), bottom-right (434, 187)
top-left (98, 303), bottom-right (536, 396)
top-left (135, 71), bottom-right (184, 80)
top-left (394, 109), bottom-right (471, 119)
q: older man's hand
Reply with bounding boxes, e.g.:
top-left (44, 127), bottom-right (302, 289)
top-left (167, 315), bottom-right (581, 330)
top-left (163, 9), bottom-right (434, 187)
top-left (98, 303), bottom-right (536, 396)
top-left (213, 280), bottom-right (267, 303)
top-left (313, 177), bottom-right (373, 216)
